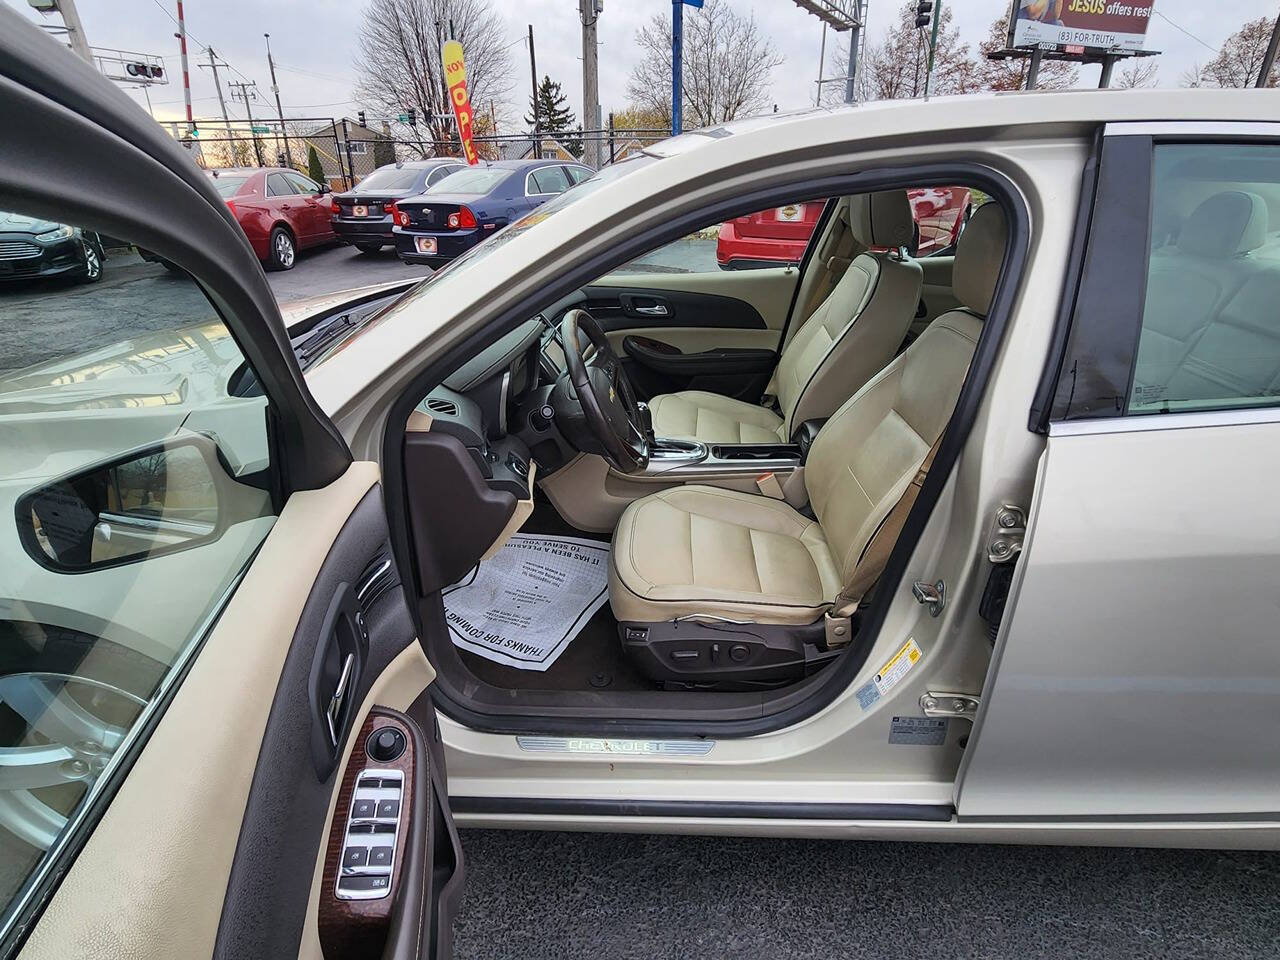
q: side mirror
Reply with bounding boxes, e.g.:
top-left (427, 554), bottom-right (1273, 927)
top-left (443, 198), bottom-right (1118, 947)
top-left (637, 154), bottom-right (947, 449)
top-left (317, 183), bottom-right (331, 196)
top-left (17, 435), bottom-right (266, 572)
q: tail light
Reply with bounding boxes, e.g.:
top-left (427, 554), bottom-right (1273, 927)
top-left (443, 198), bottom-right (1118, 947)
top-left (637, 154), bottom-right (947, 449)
top-left (448, 205), bottom-right (477, 230)
top-left (226, 200), bottom-right (238, 219)
top-left (388, 202), bottom-right (409, 227)
top-left (330, 200), bottom-right (340, 214)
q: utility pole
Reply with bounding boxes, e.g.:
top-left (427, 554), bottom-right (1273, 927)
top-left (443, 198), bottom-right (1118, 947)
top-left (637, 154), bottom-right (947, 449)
top-left (43, 0), bottom-right (92, 62)
top-left (175, 1), bottom-right (193, 138)
top-left (845, 0), bottom-right (863, 103)
top-left (923, 0), bottom-right (942, 98)
top-left (672, 0), bottom-right (683, 134)
top-left (815, 22), bottom-right (827, 107)
top-left (528, 24), bottom-right (541, 157)
top-left (579, 0), bottom-right (601, 167)
top-left (264, 33), bottom-right (293, 167)
top-left (1258, 11), bottom-right (1280, 88)
top-left (228, 79), bottom-right (264, 166)
top-left (200, 48), bottom-right (235, 143)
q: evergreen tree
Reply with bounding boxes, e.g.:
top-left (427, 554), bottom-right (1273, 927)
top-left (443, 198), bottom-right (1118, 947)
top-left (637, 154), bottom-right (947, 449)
top-left (306, 144), bottom-right (325, 184)
top-left (526, 75), bottom-right (575, 136)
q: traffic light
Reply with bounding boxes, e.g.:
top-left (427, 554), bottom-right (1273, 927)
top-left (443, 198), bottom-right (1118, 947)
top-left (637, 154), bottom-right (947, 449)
top-left (407, 107), bottom-right (417, 126)
top-left (914, 0), bottom-right (933, 28)
top-left (358, 110), bottom-right (367, 127)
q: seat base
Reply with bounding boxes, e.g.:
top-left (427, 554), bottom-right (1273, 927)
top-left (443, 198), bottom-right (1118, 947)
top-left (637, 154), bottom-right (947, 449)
top-left (618, 617), bottom-right (841, 691)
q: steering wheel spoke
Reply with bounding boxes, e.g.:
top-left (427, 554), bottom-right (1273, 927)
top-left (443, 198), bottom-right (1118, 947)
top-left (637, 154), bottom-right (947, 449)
top-left (560, 308), bottom-right (650, 473)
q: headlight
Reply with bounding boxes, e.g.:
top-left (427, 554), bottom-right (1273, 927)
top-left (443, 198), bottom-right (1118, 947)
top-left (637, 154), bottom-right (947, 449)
top-left (34, 225), bottom-right (74, 243)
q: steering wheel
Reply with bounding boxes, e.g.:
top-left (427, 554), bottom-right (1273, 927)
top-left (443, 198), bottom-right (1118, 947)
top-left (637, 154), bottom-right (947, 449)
top-left (559, 308), bottom-right (650, 473)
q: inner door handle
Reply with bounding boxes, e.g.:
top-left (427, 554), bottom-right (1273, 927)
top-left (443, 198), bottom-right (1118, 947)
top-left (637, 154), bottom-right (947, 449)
top-left (325, 652), bottom-right (355, 747)
top-left (635, 303), bottom-right (668, 316)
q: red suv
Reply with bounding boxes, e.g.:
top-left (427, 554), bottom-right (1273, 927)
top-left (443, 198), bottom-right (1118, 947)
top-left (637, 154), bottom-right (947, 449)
top-left (207, 168), bottom-right (337, 271)
top-left (716, 187), bottom-right (972, 269)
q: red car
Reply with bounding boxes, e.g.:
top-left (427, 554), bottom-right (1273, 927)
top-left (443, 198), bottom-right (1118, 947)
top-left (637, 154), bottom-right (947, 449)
top-left (716, 187), bottom-right (972, 269)
top-left (207, 167), bottom-right (337, 271)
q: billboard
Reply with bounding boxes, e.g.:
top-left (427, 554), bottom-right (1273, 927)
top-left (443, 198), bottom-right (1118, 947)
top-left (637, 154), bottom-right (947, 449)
top-left (1007, 0), bottom-right (1156, 53)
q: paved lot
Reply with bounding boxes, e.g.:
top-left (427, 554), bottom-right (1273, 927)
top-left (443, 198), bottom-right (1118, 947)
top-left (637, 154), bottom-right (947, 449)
top-left (453, 829), bottom-right (1280, 960)
top-left (266, 241), bottom-right (431, 303)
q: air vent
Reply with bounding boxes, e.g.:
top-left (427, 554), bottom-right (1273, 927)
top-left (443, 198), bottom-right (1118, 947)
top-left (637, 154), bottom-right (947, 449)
top-left (425, 396), bottom-right (458, 416)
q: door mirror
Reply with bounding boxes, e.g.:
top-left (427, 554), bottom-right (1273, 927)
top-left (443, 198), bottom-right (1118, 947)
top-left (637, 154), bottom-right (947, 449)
top-left (316, 182), bottom-right (331, 196)
top-left (17, 435), bottom-right (261, 572)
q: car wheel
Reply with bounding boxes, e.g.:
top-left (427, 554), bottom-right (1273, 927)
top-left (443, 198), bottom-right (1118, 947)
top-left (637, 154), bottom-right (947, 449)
top-left (77, 241), bottom-right (103, 283)
top-left (0, 623), bottom-right (165, 851)
top-left (267, 226), bottom-right (296, 271)
top-left (354, 242), bottom-right (383, 255)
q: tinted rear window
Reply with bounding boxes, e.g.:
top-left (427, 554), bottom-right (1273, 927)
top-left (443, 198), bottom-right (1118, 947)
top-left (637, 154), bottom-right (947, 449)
top-left (358, 166), bottom-right (424, 191)
top-left (427, 168), bottom-right (507, 195)
top-left (209, 175), bottom-right (249, 198)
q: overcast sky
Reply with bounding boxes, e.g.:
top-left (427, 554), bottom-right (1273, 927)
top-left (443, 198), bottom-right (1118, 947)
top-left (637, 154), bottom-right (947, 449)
top-left (8, 0), bottom-right (1277, 129)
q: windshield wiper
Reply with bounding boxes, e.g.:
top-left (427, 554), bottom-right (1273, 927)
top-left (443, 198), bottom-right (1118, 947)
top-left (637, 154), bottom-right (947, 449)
top-left (293, 311), bottom-right (357, 369)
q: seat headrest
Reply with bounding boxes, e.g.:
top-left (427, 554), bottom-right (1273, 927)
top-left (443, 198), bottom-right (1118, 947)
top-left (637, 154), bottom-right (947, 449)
top-left (848, 190), bottom-right (914, 250)
top-left (953, 202), bottom-right (1007, 318)
top-left (1176, 190), bottom-right (1268, 258)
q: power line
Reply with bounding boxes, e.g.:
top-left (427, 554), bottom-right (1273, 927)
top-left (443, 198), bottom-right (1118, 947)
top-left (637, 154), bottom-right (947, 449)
top-left (1155, 10), bottom-right (1218, 54)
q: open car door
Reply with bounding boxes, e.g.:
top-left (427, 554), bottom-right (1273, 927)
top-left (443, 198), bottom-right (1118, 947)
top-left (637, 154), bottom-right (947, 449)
top-left (0, 14), bottom-right (463, 960)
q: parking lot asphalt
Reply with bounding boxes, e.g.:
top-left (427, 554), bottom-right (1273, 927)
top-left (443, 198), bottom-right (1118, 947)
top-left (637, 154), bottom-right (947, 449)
top-left (265, 241), bottom-right (432, 303)
top-left (452, 829), bottom-right (1280, 960)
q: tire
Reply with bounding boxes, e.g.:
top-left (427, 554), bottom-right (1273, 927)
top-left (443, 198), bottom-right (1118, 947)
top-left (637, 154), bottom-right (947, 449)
top-left (355, 242), bottom-right (383, 255)
top-left (77, 241), bottom-right (103, 283)
top-left (266, 226), bottom-right (296, 271)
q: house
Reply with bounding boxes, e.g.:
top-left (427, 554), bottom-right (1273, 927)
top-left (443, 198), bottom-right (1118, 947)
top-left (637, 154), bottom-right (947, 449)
top-left (497, 136), bottom-right (579, 163)
top-left (300, 119), bottom-right (395, 187)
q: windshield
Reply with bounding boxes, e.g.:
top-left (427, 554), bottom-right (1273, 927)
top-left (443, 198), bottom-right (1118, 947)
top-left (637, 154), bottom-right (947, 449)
top-left (209, 175), bottom-right (249, 198)
top-left (427, 168), bottom-right (508, 195)
top-left (356, 166), bottom-right (424, 191)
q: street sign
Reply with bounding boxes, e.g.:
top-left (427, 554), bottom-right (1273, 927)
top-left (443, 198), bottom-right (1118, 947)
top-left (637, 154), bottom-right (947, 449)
top-left (397, 113), bottom-right (411, 123)
top-left (251, 125), bottom-right (271, 134)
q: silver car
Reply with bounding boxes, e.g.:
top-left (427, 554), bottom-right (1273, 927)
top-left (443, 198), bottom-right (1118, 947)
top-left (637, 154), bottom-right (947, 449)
top-left (2, 9), bottom-right (1279, 959)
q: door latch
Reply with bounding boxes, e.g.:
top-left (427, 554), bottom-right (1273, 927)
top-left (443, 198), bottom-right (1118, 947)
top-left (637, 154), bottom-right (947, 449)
top-left (920, 691), bottom-right (980, 723)
top-left (911, 579), bottom-right (946, 616)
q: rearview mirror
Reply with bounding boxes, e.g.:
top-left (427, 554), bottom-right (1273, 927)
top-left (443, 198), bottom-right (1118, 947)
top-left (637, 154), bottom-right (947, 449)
top-left (17, 435), bottom-right (265, 572)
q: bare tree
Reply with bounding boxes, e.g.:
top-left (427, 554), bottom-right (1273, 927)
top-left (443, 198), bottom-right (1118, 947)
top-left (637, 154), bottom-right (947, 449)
top-left (1183, 16), bottom-right (1278, 88)
top-left (829, 0), bottom-right (978, 102)
top-left (354, 0), bottom-right (513, 155)
top-left (1114, 59), bottom-right (1158, 89)
top-left (975, 13), bottom-right (1078, 91)
top-left (627, 0), bottom-right (782, 130)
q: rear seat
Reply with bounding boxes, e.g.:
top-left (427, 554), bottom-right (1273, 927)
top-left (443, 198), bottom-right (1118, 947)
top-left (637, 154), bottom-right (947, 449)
top-left (1131, 190), bottom-right (1271, 407)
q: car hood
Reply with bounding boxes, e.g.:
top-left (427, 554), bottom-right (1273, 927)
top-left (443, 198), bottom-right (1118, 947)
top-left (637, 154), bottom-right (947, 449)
top-left (0, 210), bottom-right (61, 235)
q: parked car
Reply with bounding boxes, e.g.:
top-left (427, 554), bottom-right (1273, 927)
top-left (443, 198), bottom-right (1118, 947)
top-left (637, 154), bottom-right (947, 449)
top-left (330, 160), bottom-right (466, 254)
top-left (715, 187), bottom-right (971, 268)
top-left (207, 166), bottom-right (335, 271)
top-left (0, 211), bottom-right (104, 282)
top-left (6, 11), bottom-right (1280, 956)
top-left (391, 158), bottom-right (593, 268)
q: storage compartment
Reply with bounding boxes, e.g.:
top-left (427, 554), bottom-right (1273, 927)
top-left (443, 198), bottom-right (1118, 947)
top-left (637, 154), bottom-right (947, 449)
top-left (709, 444), bottom-right (803, 462)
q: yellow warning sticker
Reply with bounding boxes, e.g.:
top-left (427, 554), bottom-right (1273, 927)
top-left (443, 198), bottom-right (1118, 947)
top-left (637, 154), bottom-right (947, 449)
top-left (873, 637), bottom-right (922, 697)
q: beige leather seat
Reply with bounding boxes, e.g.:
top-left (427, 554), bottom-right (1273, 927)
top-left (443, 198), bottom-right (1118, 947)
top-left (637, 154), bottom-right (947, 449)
top-left (610, 202), bottom-right (1007, 625)
top-left (647, 191), bottom-right (924, 445)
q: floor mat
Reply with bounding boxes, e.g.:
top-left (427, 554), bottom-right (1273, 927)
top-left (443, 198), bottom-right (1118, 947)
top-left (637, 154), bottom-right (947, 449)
top-left (443, 535), bottom-right (609, 671)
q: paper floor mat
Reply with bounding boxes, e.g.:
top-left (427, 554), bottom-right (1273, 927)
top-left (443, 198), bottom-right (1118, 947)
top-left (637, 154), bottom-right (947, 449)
top-left (443, 534), bottom-right (610, 671)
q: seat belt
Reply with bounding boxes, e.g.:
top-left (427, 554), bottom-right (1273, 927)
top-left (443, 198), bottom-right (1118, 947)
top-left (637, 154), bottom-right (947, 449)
top-left (824, 429), bottom-right (946, 648)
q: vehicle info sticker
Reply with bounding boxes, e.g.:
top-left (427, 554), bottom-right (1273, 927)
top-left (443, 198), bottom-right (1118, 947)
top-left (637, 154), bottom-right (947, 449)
top-left (855, 637), bottom-right (923, 710)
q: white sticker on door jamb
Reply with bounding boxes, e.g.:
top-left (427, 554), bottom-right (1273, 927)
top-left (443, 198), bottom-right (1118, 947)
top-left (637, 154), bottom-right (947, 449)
top-left (443, 534), bottom-right (609, 671)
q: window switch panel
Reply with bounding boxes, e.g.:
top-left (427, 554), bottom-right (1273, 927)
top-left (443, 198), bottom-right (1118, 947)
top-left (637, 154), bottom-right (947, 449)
top-left (335, 767), bottom-right (403, 901)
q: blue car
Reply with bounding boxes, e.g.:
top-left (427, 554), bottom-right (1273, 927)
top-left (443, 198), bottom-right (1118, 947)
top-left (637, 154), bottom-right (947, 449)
top-left (392, 159), bottom-right (592, 268)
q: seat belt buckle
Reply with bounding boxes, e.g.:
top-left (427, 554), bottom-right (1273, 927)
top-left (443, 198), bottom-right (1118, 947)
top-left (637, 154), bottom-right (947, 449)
top-left (824, 610), bottom-right (853, 648)
top-left (756, 472), bottom-right (784, 499)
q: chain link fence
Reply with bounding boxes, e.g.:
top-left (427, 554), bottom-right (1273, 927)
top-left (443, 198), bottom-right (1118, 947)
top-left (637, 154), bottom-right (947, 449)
top-left (171, 116), bottom-right (670, 190)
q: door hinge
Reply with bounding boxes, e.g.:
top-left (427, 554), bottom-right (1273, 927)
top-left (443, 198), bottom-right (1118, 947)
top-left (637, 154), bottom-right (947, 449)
top-left (986, 503), bottom-right (1027, 564)
top-left (920, 691), bottom-right (980, 723)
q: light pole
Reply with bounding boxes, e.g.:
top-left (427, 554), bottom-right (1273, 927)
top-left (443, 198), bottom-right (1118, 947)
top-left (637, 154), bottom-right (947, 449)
top-left (264, 34), bottom-right (293, 167)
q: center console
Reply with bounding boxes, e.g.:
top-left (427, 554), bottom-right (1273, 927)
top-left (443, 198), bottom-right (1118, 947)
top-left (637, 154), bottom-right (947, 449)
top-left (638, 437), bottom-right (804, 482)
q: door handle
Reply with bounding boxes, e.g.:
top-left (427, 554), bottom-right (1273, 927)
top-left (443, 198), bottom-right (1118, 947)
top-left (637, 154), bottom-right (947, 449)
top-left (634, 303), bottom-right (668, 316)
top-left (325, 652), bottom-right (355, 747)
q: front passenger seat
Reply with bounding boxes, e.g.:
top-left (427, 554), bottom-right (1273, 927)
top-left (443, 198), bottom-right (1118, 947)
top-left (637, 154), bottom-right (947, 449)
top-left (609, 202), bottom-right (1006, 627)
top-left (647, 191), bottom-right (924, 444)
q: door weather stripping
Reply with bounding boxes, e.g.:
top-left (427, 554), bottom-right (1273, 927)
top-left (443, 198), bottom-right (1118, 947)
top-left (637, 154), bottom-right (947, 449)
top-left (920, 692), bottom-right (980, 723)
top-left (986, 504), bottom-right (1027, 563)
top-left (911, 579), bottom-right (946, 616)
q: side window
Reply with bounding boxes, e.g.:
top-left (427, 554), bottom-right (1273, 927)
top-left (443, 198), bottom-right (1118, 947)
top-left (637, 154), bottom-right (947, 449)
top-left (912, 186), bottom-right (974, 257)
top-left (266, 173), bottom-right (295, 197)
top-left (426, 165), bottom-right (454, 187)
top-left (566, 165), bottom-right (592, 185)
top-left (1129, 143), bottom-right (1280, 414)
top-left (0, 215), bottom-right (276, 918)
top-left (530, 166), bottom-right (570, 195)
top-left (285, 172), bottom-right (320, 195)
top-left (614, 200), bottom-right (827, 274)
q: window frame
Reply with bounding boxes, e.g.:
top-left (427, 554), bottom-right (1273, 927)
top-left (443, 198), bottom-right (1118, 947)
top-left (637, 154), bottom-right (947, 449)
top-left (283, 171), bottom-right (320, 195)
top-left (1038, 122), bottom-right (1280, 430)
top-left (265, 172), bottom-right (296, 198)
